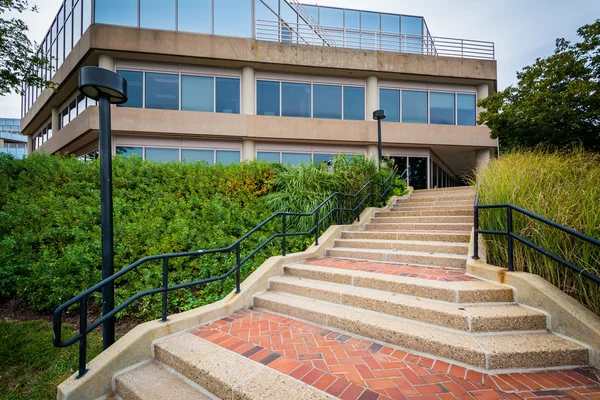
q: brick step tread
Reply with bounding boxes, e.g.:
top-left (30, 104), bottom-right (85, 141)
top-left (341, 231), bottom-right (471, 243)
top-left (253, 291), bottom-right (588, 370)
top-left (284, 263), bottom-right (514, 303)
top-left (413, 187), bottom-right (475, 193)
top-left (333, 238), bottom-right (469, 255)
top-left (154, 333), bottom-right (332, 400)
top-left (365, 223), bottom-right (473, 232)
top-left (371, 216), bottom-right (473, 223)
top-left (390, 206), bottom-right (474, 212)
top-left (398, 196), bottom-right (475, 203)
top-left (115, 361), bottom-right (214, 400)
top-left (267, 276), bottom-right (547, 332)
top-left (375, 210), bottom-right (473, 217)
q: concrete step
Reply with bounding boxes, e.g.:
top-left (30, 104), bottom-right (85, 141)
top-left (253, 291), bottom-right (588, 370)
top-left (267, 276), bottom-right (547, 332)
top-left (394, 200), bottom-right (474, 207)
top-left (390, 205), bottom-right (473, 212)
top-left (341, 230), bottom-right (471, 243)
top-left (375, 209), bottom-right (473, 217)
top-left (365, 222), bottom-right (473, 232)
top-left (403, 194), bottom-right (475, 202)
top-left (412, 187), bottom-right (475, 194)
top-left (154, 333), bottom-right (333, 400)
top-left (115, 361), bottom-right (214, 400)
top-left (326, 247), bottom-right (468, 268)
top-left (371, 216), bottom-right (473, 224)
top-left (284, 263), bottom-right (514, 303)
top-left (333, 238), bottom-right (469, 255)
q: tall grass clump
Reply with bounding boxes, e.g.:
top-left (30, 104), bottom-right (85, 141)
top-left (476, 148), bottom-right (600, 315)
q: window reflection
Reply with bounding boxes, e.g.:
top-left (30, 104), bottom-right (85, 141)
top-left (216, 150), bottom-right (240, 164)
top-left (430, 92), bottom-right (455, 125)
top-left (116, 147), bottom-right (143, 158)
top-left (409, 157), bottom-right (428, 190)
top-left (214, 0), bottom-right (251, 38)
top-left (402, 16), bottom-right (423, 54)
top-left (313, 85), bottom-right (341, 120)
top-left (282, 82), bottom-right (311, 118)
top-left (145, 72), bottom-right (179, 110)
top-left (379, 89), bottom-right (400, 122)
top-left (216, 78), bottom-right (240, 114)
top-left (117, 70), bottom-right (143, 108)
top-left (343, 87), bottom-right (365, 121)
top-left (402, 91), bottom-right (427, 124)
top-left (95, 0), bottom-right (138, 27)
top-left (182, 75), bottom-right (214, 112)
top-left (457, 94), bottom-right (476, 126)
top-left (182, 149), bottom-right (214, 164)
top-left (146, 147), bottom-right (179, 162)
top-left (178, 0), bottom-right (211, 33)
top-left (257, 80), bottom-right (280, 116)
top-left (282, 152), bottom-right (311, 165)
top-left (140, 0), bottom-right (176, 31)
top-left (257, 152), bottom-right (280, 162)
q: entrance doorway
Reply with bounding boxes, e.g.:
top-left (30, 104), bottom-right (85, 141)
top-left (388, 156), bottom-right (428, 190)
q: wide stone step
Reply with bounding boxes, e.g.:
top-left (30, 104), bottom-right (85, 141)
top-left (267, 276), bottom-right (547, 332)
top-left (412, 187), bottom-right (475, 194)
top-left (327, 247), bottom-right (468, 268)
top-left (115, 361), bottom-right (213, 400)
top-left (365, 222), bottom-right (473, 232)
top-left (333, 238), bottom-right (469, 255)
top-left (341, 230), bottom-right (471, 243)
top-left (394, 200), bottom-right (474, 208)
top-left (375, 209), bottom-right (473, 217)
top-left (390, 205), bottom-right (473, 212)
top-left (284, 263), bottom-right (514, 303)
top-left (154, 333), bottom-right (332, 400)
top-left (371, 216), bottom-right (472, 224)
top-left (404, 194), bottom-right (475, 202)
top-left (253, 291), bottom-right (588, 370)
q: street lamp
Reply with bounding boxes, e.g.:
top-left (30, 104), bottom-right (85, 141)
top-left (79, 66), bottom-right (127, 350)
top-left (373, 110), bottom-right (386, 171)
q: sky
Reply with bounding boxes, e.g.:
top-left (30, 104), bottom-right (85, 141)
top-left (1, 0), bottom-right (599, 118)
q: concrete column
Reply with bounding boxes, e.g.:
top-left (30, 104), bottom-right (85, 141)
top-left (0, 138), bottom-right (4, 147)
top-left (476, 83), bottom-right (490, 122)
top-left (366, 76), bottom-right (378, 120)
top-left (242, 139), bottom-right (256, 162)
top-left (241, 66), bottom-right (255, 115)
top-left (366, 145), bottom-right (378, 161)
top-left (51, 107), bottom-right (59, 133)
top-left (98, 54), bottom-right (115, 72)
top-left (475, 148), bottom-right (492, 171)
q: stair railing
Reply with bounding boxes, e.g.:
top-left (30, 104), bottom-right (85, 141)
top-left (472, 183), bottom-right (600, 284)
top-left (53, 170), bottom-right (407, 379)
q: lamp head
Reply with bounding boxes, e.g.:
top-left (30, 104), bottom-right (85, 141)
top-left (373, 109), bottom-right (386, 121)
top-left (79, 66), bottom-right (128, 104)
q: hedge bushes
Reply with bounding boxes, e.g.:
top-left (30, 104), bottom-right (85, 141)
top-left (0, 153), bottom-right (397, 320)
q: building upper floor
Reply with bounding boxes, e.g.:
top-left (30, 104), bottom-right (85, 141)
top-left (0, 118), bottom-right (26, 143)
top-left (21, 0), bottom-right (497, 125)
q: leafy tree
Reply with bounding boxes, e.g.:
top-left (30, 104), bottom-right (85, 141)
top-left (0, 0), bottom-right (53, 96)
top-left (479, 20), bottom-right (600, 151)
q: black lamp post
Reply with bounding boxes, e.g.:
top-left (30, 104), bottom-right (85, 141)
top-left (78, 66), bottom-right (127, 350)
top-left (373, 110), bottom-right (386, 171)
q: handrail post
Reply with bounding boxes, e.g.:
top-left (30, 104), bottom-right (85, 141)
top-left (162, 257), bottom-right (168, 322)
top-left (235, 244), bottom-right (241, 294)
top-left (507, 207), bottom-right (514, 272)
top-left (282, 214), bottom-right (287, 257)
top-left (337, 195), bottom-right (342, 225)
top-left (77, 296), bottom-right (88, 379)
top-left (314, 208), bottom-right (320, 246)
top-left (371, 181), bottom-right (375, 207)
top-left (472, 204), bottom-right (480, 260)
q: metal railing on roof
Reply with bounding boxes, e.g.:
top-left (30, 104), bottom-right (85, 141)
top-left (256, 19), bottom-right (495, 60)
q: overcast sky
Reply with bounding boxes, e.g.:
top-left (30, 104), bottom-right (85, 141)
top-left (1, 0), bottom-right (599, 118)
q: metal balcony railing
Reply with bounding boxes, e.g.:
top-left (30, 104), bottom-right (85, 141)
top-left (256, 19), bottom-right (495, 60)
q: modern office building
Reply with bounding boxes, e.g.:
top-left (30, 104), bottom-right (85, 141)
top-left (20, 0), bottom-right (497, 189)
top-left (0, 118), bottom-right (27, 159)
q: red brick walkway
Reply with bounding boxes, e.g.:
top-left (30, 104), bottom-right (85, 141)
top-left (190, 310), bottom-right (600, 400)
top-left (303, 258), bottom-right (478, 282)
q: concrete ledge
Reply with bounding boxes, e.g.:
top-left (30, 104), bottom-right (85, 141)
top-left (56, 198), bottom-right (399, 400)
top-left (467, 228), bottom-right (600, 368)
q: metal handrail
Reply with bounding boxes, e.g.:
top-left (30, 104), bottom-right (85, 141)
top-left (53, 169), bottom-right (407, 379)
top-left (472, 184), bottom-right (600, 286)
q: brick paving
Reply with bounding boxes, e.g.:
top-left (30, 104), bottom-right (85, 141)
top-left (190, 310), bottom-right (600, 400)
top-left (303, 258), bottom-right (478, 282)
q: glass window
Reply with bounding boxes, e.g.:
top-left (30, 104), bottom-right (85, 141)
top-left (95, 0), bottom-right (138, 27)
top-left (256, 0), bottom-right (278, 24)
top-left (313, 153), bottom-right (334, 164)
top-left (319, 7), bottom-right (343, 28)
top-left (379, 89), bottom-right (400, 122)
top-left (216, 150), bottom-right (240, 164)
top-left (430, 92), bottom-right (455, 125)
top-left (382, 14), bottom-right (400, 33)
top-left (146, 147), bottom-right (179, 162)
top-left (77, 94), bottom-right (85, 114)
top-left (117, 71), bottom-right (143, 108)
top-left (282, 82), bottom-right (310, 118)
top-left (345, 9), bottom-right (360, 49)
top-left (361, 12), bottom-right (380, 50)
top-left (313, 85), bottom-right (341, 120)
top-left (343, 86), bottom-right (365, 121)
top-left (381, 14), bottom-right (400, 52)
top-left (345, 10), bottom-right (359, 28)
top-left (65, 14), bottom-right (72, 54)
top-left (279, 0), bottom-right (297, 25)
top-left (82, 0), bottom-right (91, 32)
top-left (257, 151), bottom-right (280, 162)
top-left (182, 75), bottom-right (214, 112)
top-left (182, 149), bottom-right (214, 165)
top-left (409, 157), bottom-right (428, 190)
top-left (257, 80), bottom-right (280, 116)
top-left (402, 90), bottom-right (427, 124)
top-left (402, 16), bottom-right (423, 54)
top-left (61, 108), bottom-right (69, 128)
top-left (215, 78), bottom-right (240, 114)
top-left (141, 0), bottom-right (175, 30)
top-left (73, 1), bottom-right (82, 46)
top-left (179, 0), bottom-right (212, 33)
top-left (146, 72), bottom-right (179, 110)
top-left (116, 147), bottom-right (143, 158)
top-left (57, 30), bottom-right (64, 66)
top-left (282, 152), bottom-right (311, 165)
top-left (214, 0), bottom-right (251, 38)
top-left (457, 94), bottom-right (476, 126)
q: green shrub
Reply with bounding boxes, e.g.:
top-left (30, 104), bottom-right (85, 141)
top-left (476, 148), bottom-right (600, 315)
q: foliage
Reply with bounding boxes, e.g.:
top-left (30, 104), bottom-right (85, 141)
top-left (0, 0), bottom-right (53, 95)
top-left (478, 20), bottom-right (600, 152)
top-left (476, 149), bottom-right (600, 315)
top-left (0, 320), bottom-right (103, 400)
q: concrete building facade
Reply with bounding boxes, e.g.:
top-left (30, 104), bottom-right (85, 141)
top-left (0, 118), bottom-right (27, 159)
top-left (21, 0), bottom-right (498, 189)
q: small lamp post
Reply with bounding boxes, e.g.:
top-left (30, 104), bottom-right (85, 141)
top-left (78, 66), bottom-right (127, 350)
top-left (373, 110), bottom-right (386, 171)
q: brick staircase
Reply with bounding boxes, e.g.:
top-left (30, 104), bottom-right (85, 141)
top-left (111, 187), bottom-right (599, 400)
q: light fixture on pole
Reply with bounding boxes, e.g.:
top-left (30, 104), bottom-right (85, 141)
top-left (78, 66), bottom-right (127, 350)
top-left (373, 110), bottom-right (386, 171)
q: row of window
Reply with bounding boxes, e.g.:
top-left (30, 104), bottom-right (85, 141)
top-left (432, 161), bottom-right (459, 188)
top-left (116, 147), bottom-right (241, 165)
top-left (33, 123), bottom-right (53, 150)
top-left (257, 81), bottom-right (364, 120)
top-left (380, 89), bottom-right (476, 126)
top-left (60, 94), bottom-right (98, 130)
